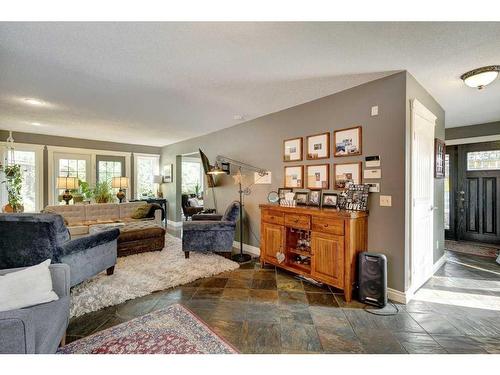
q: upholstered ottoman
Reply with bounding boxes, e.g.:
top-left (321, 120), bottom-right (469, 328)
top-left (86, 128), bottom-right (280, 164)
top-left (117, 222), bottom-right (166, 257)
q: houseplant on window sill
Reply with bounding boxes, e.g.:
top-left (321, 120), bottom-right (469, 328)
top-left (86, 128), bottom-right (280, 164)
top-left (0, 163), bottom-right (24, 213)
top-left (71, 179), bottom-right (93, 204)
top-left (93, 181), bottom-right (114, 203)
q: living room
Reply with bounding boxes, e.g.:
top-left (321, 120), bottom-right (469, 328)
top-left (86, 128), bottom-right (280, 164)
top-left (1, 2), bottom-right (500, 373)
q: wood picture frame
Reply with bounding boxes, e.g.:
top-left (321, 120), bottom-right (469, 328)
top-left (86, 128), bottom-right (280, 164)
top-left (283, 137), bottom-right (303, 162)
top-left (306, 163), bottom-right (330, 190)
top-left (333, 162), bottom-right (362, 190)
top-left (334, 126), bottom-right (362, 157)
top-left (435, 138), bottom-right (446, 179)
top-left (284, 165), bottom-right (304, 188)
top-left (306, 132), bottom-right (330, 160)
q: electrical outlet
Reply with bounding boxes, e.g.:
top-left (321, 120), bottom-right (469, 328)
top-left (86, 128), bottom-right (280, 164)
top-left (371, 105), bottom-right (379, 116)
top-left (380, 195), bottom-right (392, 207)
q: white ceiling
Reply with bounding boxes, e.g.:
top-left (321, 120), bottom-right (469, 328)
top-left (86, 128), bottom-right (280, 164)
top-left (1, 22), bottom-right (499, 147)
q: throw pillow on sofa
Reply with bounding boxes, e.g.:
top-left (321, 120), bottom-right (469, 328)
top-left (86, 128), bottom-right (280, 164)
top-left (146, 203), bottom-right (162, 218)
top-left (0, 259), bottom-right (59, 312)
top-left (131, 203), bottom-right (151, 219)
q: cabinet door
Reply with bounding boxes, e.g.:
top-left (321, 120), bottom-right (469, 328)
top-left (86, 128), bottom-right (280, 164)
top-left (311, 232), bottom-right (344, 288)
top-left (261, 223), bottom-right (284, 263)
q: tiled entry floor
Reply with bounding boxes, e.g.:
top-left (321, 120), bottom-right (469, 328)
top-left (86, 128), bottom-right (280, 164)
top-left (67, 250), bottom-right (500, 354)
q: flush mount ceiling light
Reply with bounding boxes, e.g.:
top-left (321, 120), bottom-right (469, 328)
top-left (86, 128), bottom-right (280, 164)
top-left (461, 65), bottom-right (500, 90)
top-left (23, 97), bottom-right (46, 106)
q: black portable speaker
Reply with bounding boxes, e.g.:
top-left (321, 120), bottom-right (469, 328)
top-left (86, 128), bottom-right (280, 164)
top-left (358, 252), bottom-right (387, 307)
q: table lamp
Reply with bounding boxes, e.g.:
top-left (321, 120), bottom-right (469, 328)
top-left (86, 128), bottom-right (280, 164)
top-left (57, 177), bottom-right (79, 205)
top-left (112, 177), bottom-right (129, 203)
top-left (153, 175), bottom-right (163, 198)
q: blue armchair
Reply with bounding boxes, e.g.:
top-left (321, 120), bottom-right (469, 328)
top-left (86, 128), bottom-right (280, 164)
top-left (0, 213), bottom-right (120, 287)
top-left (182, 201), bottom-right (240, 258)
top-left (0, 263), bottom-right (70, 354)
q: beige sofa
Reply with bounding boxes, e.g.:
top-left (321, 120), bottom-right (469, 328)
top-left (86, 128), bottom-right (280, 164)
top-left (44, 202), bottom-right (163, 237)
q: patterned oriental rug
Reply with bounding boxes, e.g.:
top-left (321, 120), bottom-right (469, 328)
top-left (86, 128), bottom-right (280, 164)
top-left (58, 304), bottom-right (238, 354)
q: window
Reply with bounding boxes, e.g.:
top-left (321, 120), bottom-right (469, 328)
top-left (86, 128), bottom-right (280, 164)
top-left (96, 155), bottom-right (125, 186)
top-left (467, 150), bottom-right (500, 171)
top-left (135, 154), bottom-right (159, 198)
top-left (182, 159), bottom-right (203, 197)
top-left (59, 158), bottom-right (87, 181)
top-left (53, 152), bottom-right (91, 204)
top-left (0, 144), bottom-right (43, 212)
top-left (444, 154), bottom-right (450, 230)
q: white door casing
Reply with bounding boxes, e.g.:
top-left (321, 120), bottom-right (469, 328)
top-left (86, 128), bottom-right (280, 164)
top-left (410, 99), bottom-right (436, 293)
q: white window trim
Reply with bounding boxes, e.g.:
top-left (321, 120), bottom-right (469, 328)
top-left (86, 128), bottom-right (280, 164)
top-left (0, 142), bottom-right (44, 212)
top-left (47, 145), bottom-right (131, 205)
top-left (181, 157), bottom-right (204, 193)
top-left (134, 153), bottom-right (160, 199)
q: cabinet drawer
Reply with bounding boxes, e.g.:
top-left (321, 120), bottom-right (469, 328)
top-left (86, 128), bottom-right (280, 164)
top-left (262, 210), bottom-right (284, 225)
top-left (285, 213), bottom-right (310, 230)
top-left (312, 217), bottom-right (344, 235)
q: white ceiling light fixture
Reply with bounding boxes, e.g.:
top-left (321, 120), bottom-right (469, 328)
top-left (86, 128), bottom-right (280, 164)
top-left (31, 122), bottom-right (42, 126)
top-left (461, 65), bottom-right (500, 90)
top-left (23, 97), bottom-right (46, 106)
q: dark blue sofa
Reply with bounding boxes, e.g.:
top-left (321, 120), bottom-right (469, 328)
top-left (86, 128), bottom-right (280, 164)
top-left (0, 213), bottom-right (120, 286)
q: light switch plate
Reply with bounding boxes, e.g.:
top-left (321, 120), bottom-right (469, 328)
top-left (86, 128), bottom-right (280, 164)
top-left (371, 105), bottom-right (379, 116)
top-left (380, 195), bottom-right (392, 207)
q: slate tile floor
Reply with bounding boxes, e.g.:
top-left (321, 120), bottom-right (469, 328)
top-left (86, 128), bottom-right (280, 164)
top-left (66, 240), bottom-right (500, 354)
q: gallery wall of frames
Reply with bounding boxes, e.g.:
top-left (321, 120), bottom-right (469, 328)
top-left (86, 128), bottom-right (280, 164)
top-left (280, 125), bottom-right (375, 211)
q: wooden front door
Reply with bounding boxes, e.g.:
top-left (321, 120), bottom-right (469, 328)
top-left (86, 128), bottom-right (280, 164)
top-left (455, 142), bottom-right (500, 244)
top-left (311, 232), bottom-right (344, 288)
top-left (261, 223), bottom-right (284, 263)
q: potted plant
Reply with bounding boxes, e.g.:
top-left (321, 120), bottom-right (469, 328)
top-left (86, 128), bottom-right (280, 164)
top-left (93, 181), bottom-right (114, 203)
top-left (0, 164), bottom-right (24, 213)
top-left (72, 179), bottom-right (93, 204)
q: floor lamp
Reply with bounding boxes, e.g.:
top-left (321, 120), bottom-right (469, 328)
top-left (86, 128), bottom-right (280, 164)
top-left (208, 155), bottom-right (268, 263)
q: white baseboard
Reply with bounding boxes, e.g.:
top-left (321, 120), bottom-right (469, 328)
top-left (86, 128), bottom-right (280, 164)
top-left (233, 241), bottom-right (260, 257)
top-left (387, 288), bottom-right (411, 304)
top-left (166, 220), bottom-right (182, 228)
top-left (390, 253), bottom-right (447, 304)
top-left (433, 253), bottom-right (447, 273)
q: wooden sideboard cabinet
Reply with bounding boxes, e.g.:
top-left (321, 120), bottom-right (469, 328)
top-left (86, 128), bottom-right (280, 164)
top-left (259, 204), bottom-right (368, 302)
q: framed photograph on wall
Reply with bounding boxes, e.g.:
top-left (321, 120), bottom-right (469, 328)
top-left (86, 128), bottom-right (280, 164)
top-left (284, 165), bottom-right (304, 188)
top-left (306, 132), bottom-right (330, 160)
top-left (334, 126), bottom-right (362, 157)
top-left (283, 137), bottom-right (303, 162)
top-left (321, 191), bottom-right (338, 208)
top-left (435, 138), bottom-right (446, 179)
top-left (333, 162), bottom-right (362, 190)
top-left (162, 164), bottom-right (173, 183)
top-left (293, 189), bottom-right (310, 205)
top-left (306, 164), bottom-right (330, 190)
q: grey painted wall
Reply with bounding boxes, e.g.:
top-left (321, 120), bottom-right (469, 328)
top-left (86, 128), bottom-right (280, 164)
top-left (161, 72), bottom-right (412, 291)
top-left (405, 73), bottom-right (446, 291)
top-left (445, 121), bottom-right (500, 140)
top-left (0, 130), bottom-right (161, 207)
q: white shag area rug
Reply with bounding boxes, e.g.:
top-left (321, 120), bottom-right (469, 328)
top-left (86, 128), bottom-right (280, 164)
top-left (70, 233), bottom-right (239, 318)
